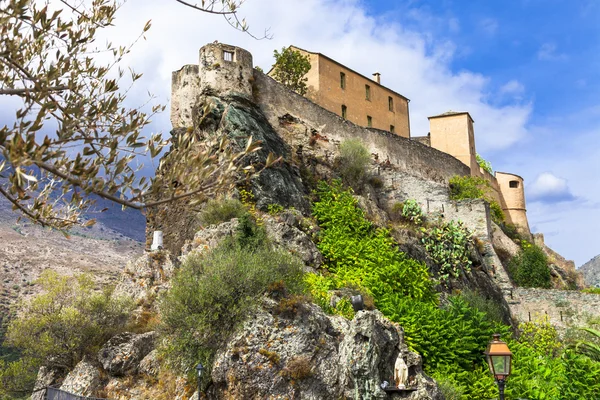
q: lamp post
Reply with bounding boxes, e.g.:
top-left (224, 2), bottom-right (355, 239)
top-left (195, 363), bottom-right (204, 397)
top-left (485, 334), bottom-right (513, 400)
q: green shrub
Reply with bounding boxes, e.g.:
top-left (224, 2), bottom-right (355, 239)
top-left (159, 239), bottom-right (304, 384)
top-left (198, 198), bottom-right (246, 226)
top-left (267, 203), bottom-right (284, 215)
top-left (337, 139), bottom-right (371, 189)
top-left (271, 47), bottom-right (311, 95)
top-left (431, 364), bottom-right (497, 400)
top-left (401, 199), bottom-right (423, 225)
top-left (449, 175), bottom-right (505, 224)
top-left (460, 290), bottom-right (506, 326)
top-left (508, 244), bottom-right (551, 288)
top-left (476, 154), bottom-right (493, 175)
top-left (421, 220), bottom-right (473, 282)
top-left (312, 180), bottom-right (435, 303)
top-left (5, 270), bottom-right (132, 370)
top-left (582, 287), bottom-right (600, 295)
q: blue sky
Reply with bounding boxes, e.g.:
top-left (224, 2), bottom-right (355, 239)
top-left (1, 0), bottom-right (598, 265)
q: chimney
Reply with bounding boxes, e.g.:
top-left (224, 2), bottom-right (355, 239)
top-left (372, 72), bottom-right (381, 84)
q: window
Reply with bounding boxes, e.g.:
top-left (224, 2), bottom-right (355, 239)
top-left (223, 50), bottom-right (234, 62)
top-left (341, 105), bottom-right (347, 119)
top-left (365, 84), bottom-right (371, 101)
top-left (388, 96), bottom-right (394, 112)
top-left (509, 180), bottom-right (520, 188)
top-left (390, 125), bottom-right (395, 133)
top-left (340, 72), bottom-right (346, 89)
top-left (367, 115), bottom-right (372, 127)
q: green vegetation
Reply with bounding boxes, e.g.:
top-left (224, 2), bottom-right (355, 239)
top-left (582, 287), bottom-right (600, 294)
top-left (198, 198), bottom-right (246, 226)
top-left (159, 214), bottom-right (304, 385)
top-left (337, 139), bottom-right (371, 190)
top-left (0, 271), bottom-right (132, 398)
top-left (508, 244), bottom-right (552, 288)
top-left (421, 220), bottom-right (473, 282)
top-left (449, 175), bottom-right (505, 224)
top-left (476, 154), bottom-right (493, 175)
top-left (401, 199), bottom-right (423, 225)
top-left (271, 47), bottom-right (311, 95)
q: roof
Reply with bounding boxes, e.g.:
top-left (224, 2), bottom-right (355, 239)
top-left (428, 111), bottom-right (474, 123)
top-left (277, 45), bottom-right (410, 102)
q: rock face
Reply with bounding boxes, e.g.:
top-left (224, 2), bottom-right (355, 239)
top-left (98, 331), bottom-right (157, 376)
top-left (59, 357), bottom-right (101, 396)
top-left (209, 298), bottom-right (442, 400)
top-left (579, 254), bottom-right (600, 287)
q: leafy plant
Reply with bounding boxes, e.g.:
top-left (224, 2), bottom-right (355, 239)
top-left (159, 236), bottom-right (304, 384)
top-left (271, 47), bottom-right (311, 95)
top-left (508, 244), bottom-right (551, 288)
top-left (267, 203), bottom-right (284, 215)
top-left (476, 154), bottom-right (493, 175)
top-left (421, 220), bottom-right (473, 282)
top-left (449, 176), bottom-right (505, 224)
top-left (198, 198), bottom-right (246, 226)
top-left (336, 139), bottom-right (371, 190)
top-left (401, 199), bottom-right (423, 225)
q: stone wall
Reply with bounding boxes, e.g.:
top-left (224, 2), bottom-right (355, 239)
top-left (253, 71), bottom-right (471, 183)
top-left (509, 288), bottom-right (600, 329)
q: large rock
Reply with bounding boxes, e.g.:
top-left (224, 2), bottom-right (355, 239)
top-left (59, 357), bottom-right (101, 396)
top-left (98, 331), bottom-right (157, 376)
top-left (209, 298), bottom-right (442, 399)
top-left (31, 366), bottom-right (61, 400)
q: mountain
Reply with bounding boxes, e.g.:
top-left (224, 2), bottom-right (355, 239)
top-left (580, 254), bottom-right (600, 287)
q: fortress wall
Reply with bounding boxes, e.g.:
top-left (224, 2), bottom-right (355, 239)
top-left (253, 71), bottom-right (471, 183)
top-left (510, 288), bottom-right (600, 330)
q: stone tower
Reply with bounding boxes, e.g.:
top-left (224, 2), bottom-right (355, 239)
top-left (428, 111), bottom-right (479, 174)
top-left (496, 172), bottom-right (530, 233)
top-left (170, 42), bottom-right (254, 128)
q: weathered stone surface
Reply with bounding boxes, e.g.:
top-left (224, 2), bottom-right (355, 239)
top-left (138, 349), bottom-right (161, 377)
top-left (183, 216), bottom-right (321, 271)
top-left (59, 357), bottom-right (101, 396)
top-left (31, 366), bottom-right (61, 400)
top-left (209, 298), bottom-right (442, 399)
top-left (98, 331), bottom-right (157, 376)
top-left (580, 254), bottom-right (600, 287)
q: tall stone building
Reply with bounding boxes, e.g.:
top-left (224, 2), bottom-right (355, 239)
top-left (269, 46), bottom-right (411, 138)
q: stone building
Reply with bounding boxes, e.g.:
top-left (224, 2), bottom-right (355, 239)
top-left (269, 46), bottom-right (411, 138)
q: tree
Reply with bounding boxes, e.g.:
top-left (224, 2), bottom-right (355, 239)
top-left (271, 47), bottom-right (311, 96)
top-left (0, 0), bottom-right (277, 231)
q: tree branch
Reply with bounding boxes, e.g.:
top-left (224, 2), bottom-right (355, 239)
top-left (173, 0), bottom-right (236, 14)
top-left (0, 86), bottom-right (68, 95)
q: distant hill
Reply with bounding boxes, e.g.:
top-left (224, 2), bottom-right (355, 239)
top-left (580, 255), bottom-right (600, 287)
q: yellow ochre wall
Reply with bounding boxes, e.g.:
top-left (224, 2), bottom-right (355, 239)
top-left (496, 172), bottom-right (530, 233)
top-left (291, 47), bottom-right (410, 138)
top-left (428, 113), bottom-right (479, 174)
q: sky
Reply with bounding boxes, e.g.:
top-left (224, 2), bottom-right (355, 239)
top-left (3, 0), bottom-right (599, 266)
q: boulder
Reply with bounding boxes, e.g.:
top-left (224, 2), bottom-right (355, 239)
top-left (98, 331), bottom-right (157, 376)
top-left (59, 357), bottom-right (101, 396)
top-left (209, 298), bottom-right (442, 399)
top-left (139, 349), bottom-right (161, 377)
top-left (31, 366), bottom-right (61, 400)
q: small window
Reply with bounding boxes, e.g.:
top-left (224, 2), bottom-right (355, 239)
top-left (365, 85), bottom-right (371, 101)
top-left (388, 96), bottom-right (394, 112)
top-left (390, 125), bottom-right (395, 133)
top-left (223, 50), bottom-right (234, 62)
top-left (341, 105), bottom-right (347, 119)
top-left (509, 180), bottom-right (520, 188)
top-left (367, 115), bottom-right (372, 127)
top-left (340, 72), bottom-right (346, 89)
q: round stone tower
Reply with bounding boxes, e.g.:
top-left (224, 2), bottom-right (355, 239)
top-left (199, 42), bottom-right (254, 98)
top-left (496, 172), bottom-right (530, 233)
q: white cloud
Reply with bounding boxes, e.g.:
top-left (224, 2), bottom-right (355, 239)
top-left (528, 172), bottom-right (576, 203)
top-left (537, 42), bottom-right (567, 61)
top-left (83, 0), bottom-right (531, 152)
top-left (500, 80), bottom-right (525, 95)
top-left (479, 18), bottom-right (499, 35)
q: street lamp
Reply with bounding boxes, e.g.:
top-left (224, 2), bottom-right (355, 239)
top-left (195, 363), bottom-right (204, 397)
top-left (485, 334), bottom-right (513, 400)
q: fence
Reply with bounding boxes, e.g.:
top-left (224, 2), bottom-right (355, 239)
top-left (45, 387), bottom-right (108, 400)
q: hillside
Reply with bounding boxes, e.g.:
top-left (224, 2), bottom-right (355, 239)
top-left (580, 254), bottom-right (600, 287)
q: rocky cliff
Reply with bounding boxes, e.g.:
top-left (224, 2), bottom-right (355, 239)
top-left (580, 254), bottom-right (600, 287)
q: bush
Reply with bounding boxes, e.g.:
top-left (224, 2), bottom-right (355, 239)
top-left (198, 198), bottom-right (246, 226)
top-left (5, 270), bottom-right (132, 370)
top-left (421, 220), bottom-right (473, 282)
top-left (401, 199), bottom-right (423, 225)
top-left (337, 139), bottom-right (371, 189)
top-left (449, 175), bottom-right (505, 224)
top-left (159, 235), bottom-right (304, 384)
top-left (508, 244), bottom-right (551, 288)
top-left (312, 180), bottom-right (435, 303)
top-left (476, 154), bottom-right (493, 175)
